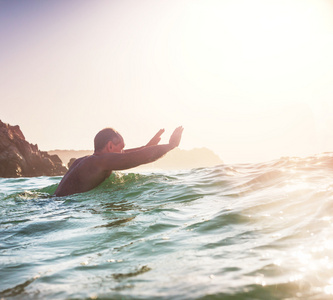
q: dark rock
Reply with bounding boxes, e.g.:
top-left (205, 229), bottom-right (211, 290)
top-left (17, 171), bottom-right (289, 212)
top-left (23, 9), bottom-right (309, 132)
top-left (0, 120), bottom-right (67, 177)
top-left (68, 158), bottom-right (76, 169)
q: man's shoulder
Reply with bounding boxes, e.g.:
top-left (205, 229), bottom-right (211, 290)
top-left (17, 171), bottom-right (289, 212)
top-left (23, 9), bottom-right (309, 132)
top-left (69, 155), bottom-right (95, 169)
top-left (78, 155), bottom-right (99, 164)
top-left (79, 154), bottom-right (109, 168)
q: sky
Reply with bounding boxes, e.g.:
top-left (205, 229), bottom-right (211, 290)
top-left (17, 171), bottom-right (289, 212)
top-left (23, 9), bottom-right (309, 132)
top-left (1, 0), bottom-right (333, 163)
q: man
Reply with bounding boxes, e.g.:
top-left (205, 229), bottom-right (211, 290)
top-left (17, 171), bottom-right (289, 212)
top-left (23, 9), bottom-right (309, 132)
top-left (54, 126), bottom-right (183, 197)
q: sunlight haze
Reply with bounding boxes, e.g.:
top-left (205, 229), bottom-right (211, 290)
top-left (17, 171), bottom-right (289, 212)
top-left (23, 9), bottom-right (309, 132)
top-left (1, 0), bottom-right (333, 163)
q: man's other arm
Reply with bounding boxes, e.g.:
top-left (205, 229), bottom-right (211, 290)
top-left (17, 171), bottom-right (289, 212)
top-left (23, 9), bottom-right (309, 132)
top-left (124, 129), bottom-right (165, 153)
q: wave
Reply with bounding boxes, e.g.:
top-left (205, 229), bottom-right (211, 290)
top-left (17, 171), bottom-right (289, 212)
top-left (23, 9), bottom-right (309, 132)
top-left (2, 153), bottom-right (333, 299)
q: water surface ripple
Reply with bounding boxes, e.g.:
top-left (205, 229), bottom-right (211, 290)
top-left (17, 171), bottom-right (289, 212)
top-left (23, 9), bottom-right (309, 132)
top-left (1, 154), bottom-right (333, 299)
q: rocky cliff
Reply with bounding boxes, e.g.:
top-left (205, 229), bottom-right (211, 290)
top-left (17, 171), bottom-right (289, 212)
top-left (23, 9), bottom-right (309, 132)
top-left (0, 120), bottom-right (67, 177)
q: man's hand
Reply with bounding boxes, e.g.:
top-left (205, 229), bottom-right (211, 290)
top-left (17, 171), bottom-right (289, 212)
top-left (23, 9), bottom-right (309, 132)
top-left (146, 129), bottom-right (165, 147)
top-left (169, 126), bottom-right (184, 149)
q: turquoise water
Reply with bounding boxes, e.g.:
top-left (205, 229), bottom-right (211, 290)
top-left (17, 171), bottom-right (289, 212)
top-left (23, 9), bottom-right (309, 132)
top-left (2, 154), bottom-right (333, 299)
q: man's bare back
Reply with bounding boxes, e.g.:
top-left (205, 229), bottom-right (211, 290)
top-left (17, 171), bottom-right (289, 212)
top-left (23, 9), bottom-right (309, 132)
top-left (54, 127), bottom-right (183, 197)
top-left (54, 155), bottom-right (112, 196)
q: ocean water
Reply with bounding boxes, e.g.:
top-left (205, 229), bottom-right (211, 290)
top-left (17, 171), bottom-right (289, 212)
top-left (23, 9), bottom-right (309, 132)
top-left (1, 154), bottom-right (333, 300)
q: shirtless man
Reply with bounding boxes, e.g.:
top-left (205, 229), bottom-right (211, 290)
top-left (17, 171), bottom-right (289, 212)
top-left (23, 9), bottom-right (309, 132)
top-left (54, 126), bottom-right (183, 197)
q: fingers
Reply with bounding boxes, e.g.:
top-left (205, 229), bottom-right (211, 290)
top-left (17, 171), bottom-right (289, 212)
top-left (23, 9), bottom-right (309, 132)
top-left (146, 129), bottom-right (165, 147)
top-left (154, 128), bottom-right (165, 138)
top-left (174, 126), bottom-right (184, 134)
top-left (169, 126), bottom-right (184, 148)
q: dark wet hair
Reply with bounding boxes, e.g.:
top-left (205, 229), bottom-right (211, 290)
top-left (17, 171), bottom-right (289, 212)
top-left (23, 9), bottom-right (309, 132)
top-left (94, 128), bottom-right (121, 152)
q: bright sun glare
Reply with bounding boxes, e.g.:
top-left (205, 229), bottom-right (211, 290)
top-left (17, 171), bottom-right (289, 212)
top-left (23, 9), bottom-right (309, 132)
top-left (155, 0), bottom-right (333, 161)
top-left (174, 0), bottom-right (333, 100)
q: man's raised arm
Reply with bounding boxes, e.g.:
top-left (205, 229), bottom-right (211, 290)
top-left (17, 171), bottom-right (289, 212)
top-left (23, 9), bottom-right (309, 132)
top-left (124, 129), bottom-right (165, 153)
top-left (98, 126), bottom-right (183, 170)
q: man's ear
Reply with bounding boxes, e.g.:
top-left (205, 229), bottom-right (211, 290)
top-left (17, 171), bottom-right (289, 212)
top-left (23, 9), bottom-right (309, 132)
top-left (107, 141), bottom-right (113, 152)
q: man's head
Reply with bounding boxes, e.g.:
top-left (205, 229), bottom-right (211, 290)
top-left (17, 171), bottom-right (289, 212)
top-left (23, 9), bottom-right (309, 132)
top-left (94, 128), bottom-right (125, 153)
